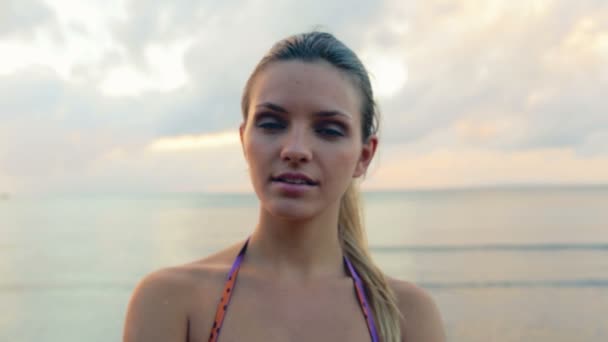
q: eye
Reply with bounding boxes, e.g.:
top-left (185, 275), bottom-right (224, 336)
top-left (315, 122), bottom-right (346, 137)
top-left (255, 114), bottom-right (285, 131)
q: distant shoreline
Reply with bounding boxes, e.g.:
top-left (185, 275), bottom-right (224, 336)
top-left (362, 183), bottom-right (608, 194)
top-left (8, 183), bottom-right (608, 199)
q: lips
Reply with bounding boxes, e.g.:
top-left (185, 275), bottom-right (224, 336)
top-left (271, 172), bottom-right (319, 186)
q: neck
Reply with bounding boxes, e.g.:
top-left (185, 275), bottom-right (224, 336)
top-left (246, 204), bottom-right (345, 282)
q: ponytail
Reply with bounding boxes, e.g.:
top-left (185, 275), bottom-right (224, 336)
top-left (339, 182), bottom-right (402, 342)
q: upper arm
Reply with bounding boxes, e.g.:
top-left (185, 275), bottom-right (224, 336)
top-left (123, 269), bottom-right (190, 342)
top-left (390, 279), bottom-right (446, 342)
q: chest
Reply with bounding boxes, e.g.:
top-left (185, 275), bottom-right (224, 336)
top-left (189, 280), bottom-right (374, 342)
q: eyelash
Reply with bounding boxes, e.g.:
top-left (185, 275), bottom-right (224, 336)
top-left (316, 127), bottom-right (345, 137)
top-left (255, 115), bottom-right (346, 138)
top-left (257, 121), bottom-right (285, 130)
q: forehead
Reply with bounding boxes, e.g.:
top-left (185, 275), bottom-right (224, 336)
top-left (248, 60), bottom-right (362, 118)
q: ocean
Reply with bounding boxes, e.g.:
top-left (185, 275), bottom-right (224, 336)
top-left (1, 186), bottom-right (607, 341)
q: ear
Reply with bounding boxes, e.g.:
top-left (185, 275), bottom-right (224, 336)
top-left (353, 135), bottom-right (378, 178)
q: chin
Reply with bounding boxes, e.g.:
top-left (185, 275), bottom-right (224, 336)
top-left (263, 197), bottom-right (320, 221)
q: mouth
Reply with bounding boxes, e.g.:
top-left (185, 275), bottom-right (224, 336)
top-left (270, 173), bottom-right (319, 186)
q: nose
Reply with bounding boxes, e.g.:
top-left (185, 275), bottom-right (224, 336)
top-left (280, 126), bottom-right (312, 163)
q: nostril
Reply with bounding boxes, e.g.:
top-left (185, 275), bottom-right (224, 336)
top-left (281, 149), bottom-right (311, 162)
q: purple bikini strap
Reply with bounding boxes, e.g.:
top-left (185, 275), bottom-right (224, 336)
top-left (227, 238), bottom-right (249, 279)
top-left (344, 255), bottom-right (380, 342)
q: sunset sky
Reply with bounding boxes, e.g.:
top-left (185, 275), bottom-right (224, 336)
top-left (1, 0), bottom-right (607, 194)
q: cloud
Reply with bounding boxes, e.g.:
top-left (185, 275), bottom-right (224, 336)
top-left (364, 145), bottom-right (608, 190)
top-left (0, 67), bottom-right (154, 192)
top-left (63, 142), bottom-right (250, 194)
top-left (111, 0), bottom-right (384, 61)
top-left (0, 64), bottom-right (245, 193)
top-left (1, 0), bottom-right (607, 194)
top-left (0, 0), bottom-right (57, 38)
top-left (147, 130), bottom-right (239, 152)
top-left (103, 0), bottom-right (386, 134)
top-left (368, 0), bottom-right (608, 156)
top-left (578, 129), bottom-right (608, 157)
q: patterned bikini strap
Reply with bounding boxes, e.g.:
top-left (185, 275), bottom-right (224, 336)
top-left (208, 238), bottom-right (249, 342)
top-left (344, 255), bottom-right (380, 342)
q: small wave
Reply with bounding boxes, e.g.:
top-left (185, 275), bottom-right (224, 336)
top-left (420, 279), bottom-right (608, 289)
top-left (2, 279), bottom-right (608, 293)
top-left (370, 243), bottom-right (608, 253)
top-left (0, 282), bottom-right (133, 293)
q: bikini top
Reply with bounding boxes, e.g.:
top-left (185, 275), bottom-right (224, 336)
top-left (208, 238), bottom-right (380, 342)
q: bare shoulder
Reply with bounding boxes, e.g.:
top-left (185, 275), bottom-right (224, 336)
top-left (123, 243), bottom-right (243, 342)
top-left (123, 265), bottom-right (197, 342)
top-left (388, 277), bottom-right (446, 342)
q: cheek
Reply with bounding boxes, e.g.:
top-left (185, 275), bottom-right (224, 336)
top-left (246, 133), bottom-right (265, 155)
top-left (325, 145), bottom-right (360, 178)
top-left (244, 133), bottom-right (271, 172)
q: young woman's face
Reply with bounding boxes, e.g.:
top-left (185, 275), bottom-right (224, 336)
top-left (240, 60), bottom-right (377, 220)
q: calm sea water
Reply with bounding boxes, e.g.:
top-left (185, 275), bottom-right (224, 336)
top-left (1, 186), bottom-right (607, 341)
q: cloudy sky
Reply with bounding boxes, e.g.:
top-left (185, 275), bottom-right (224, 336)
top-left (1, 0), bottom-right (607, 194)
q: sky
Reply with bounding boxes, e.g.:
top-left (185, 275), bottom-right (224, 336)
top-left (0, 0), bottom-right (607, 194)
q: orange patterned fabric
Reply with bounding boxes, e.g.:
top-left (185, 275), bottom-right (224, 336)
top-left (208, 240), bottom-right (248, 342)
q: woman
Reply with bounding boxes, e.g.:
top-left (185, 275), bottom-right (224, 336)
top-left (123, 31), bottom-right (445, 342)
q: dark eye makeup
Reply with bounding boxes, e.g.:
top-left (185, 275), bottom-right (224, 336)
top-left (253, 113), bottom-right (283, 130)
top-left (315, 121), bottom-right (347, 137)
top-left (253, 112), bottom-right (349, 138)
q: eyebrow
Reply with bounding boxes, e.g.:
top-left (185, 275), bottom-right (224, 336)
top-left (255, 102), bottom-right (352, 119)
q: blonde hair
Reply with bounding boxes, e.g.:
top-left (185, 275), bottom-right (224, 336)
top-left (242, 31), bottom-right (403, 341)
top-left (339, 181), bottom-right (402, 341)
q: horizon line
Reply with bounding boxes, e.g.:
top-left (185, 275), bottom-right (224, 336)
top-left (5, 182), bottom-right (608, 198)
